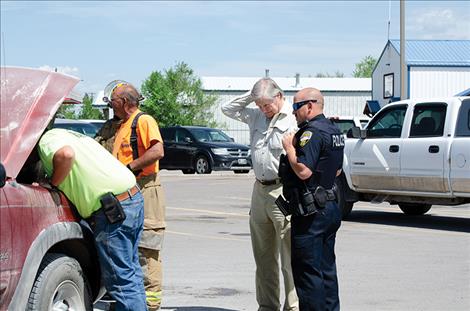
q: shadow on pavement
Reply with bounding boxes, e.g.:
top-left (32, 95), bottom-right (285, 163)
top-left (162, 308), bottom-right (239, 311)
top-left (345, 209), bottom-right (470, 233)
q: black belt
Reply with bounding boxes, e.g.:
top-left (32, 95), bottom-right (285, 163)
top-left (257, 179), bottom-right (281, 186)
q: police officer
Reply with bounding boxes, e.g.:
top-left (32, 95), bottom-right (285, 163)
top-left (280, 87), bottom-right (344, 311)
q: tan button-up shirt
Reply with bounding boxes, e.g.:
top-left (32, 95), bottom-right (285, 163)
top-left (222, 92), bottom-right (298, 181)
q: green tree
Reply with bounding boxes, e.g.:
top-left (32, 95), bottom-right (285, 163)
top-left (56, 104), bottom-right (77, 119)
top-left (353, 55), bottom-right (377, 78)
top-left (140, 62), bottom-right (218, 127)
top-left (78, 93), bottom-right (103, 119)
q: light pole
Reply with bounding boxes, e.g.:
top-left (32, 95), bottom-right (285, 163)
top-left (400, 0), bottom-right (407, 100)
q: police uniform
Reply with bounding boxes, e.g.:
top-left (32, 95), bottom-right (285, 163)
top-left (282, 114), bottom-right (344, 311)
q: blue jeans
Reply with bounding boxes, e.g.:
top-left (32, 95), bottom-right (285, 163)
top-left (291, 201), bottom-right (342, 311)
top-left (92, 190), bottom-right (147, 311)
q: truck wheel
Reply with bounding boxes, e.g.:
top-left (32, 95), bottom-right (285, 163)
top-left (195, 155), bottom-right (212, 174)
top-left (27, 253), bottom-right (92, 311)
top-left (335, 178), bottom-right (354, 219)
top-left (398, 203), bottom-right (432, 215)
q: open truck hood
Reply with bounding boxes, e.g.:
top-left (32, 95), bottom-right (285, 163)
top-left (0, 67), bottom-right (79, 178)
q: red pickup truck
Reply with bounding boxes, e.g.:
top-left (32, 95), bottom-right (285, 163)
top-left (0, 67), bottom-right (103, 310)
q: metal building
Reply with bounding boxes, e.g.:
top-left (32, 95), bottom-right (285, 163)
top-left (372, 40), bottom-right (470, 108)
top-left (203, 76), bottom-right (371, 145)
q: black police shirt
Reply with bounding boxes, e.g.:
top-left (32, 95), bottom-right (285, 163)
top-left (295, 114), bottom-right (345, 189)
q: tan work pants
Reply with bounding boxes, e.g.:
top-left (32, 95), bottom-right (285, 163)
top-left (250, 181), bottom-right (299, 311)
top-left (137, 174), bottom-right (166, 311)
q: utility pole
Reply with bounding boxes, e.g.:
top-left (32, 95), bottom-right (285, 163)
top-left (400, 0), bottom-right (407, 100)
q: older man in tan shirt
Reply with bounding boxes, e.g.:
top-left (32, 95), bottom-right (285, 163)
top-left (222, 78), bottom-right (299, 311)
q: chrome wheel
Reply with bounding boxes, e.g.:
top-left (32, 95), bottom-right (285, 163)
top-left (195, 156), bottom-right (211, 174)
top-left (50, 280), bottom-right (84, 311)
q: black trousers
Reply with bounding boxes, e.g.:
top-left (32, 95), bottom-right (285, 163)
top-left (291, 201), bottom-right (342, 311)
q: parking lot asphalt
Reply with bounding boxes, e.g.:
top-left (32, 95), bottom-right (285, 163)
top-left (95, 170), bottom-right (470, 311)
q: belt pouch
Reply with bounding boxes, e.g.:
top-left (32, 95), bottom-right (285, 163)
top-left (100, 192), bottom-right (126, 224)
top-left (300, 189), bottom-right (318, 216)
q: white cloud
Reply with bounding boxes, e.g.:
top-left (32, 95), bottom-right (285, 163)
top-left (38, 65), bottom-right (80, 77)
top-left (408, 8), bottom-right (470, 39)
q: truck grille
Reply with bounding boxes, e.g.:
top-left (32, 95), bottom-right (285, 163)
top-left (227, 149), bottom-right (249, 157)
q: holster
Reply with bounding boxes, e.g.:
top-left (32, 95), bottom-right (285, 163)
top-left (277, 188), bottom-right (318, 217)
top-left (100, 192), bottom-right (126, 224)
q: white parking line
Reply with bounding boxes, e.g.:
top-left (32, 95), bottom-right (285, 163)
top-left (167, 206), bottom-right (249, 218)
top-left (166, 230), bottom-right (248, 242)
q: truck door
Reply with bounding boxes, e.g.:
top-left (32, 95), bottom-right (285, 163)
top-left (349, 104), bottom-right (407, 191)
top-left (400, 103), bottom-right (448, 193)
top-left (450, 98), bottom-right (470, 195)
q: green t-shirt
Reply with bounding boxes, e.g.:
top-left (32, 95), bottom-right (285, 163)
top-left (38, 128), bottom-right (136, 218)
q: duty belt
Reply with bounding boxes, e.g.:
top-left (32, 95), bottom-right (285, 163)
top-left (257, 179), bottom-right (281, 186)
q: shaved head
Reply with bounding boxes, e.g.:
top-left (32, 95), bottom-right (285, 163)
top-left (292, 87), bottom-right (325, 125)
top-left (294, 87), bottom-right (324, 109)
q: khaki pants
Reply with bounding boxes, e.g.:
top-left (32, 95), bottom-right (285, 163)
top-left (139, 235), bottom-right (163, 311)
top-left (137, 174), bottom-right (166, 310)
top-left (250, 181), bottom-right (299, 311)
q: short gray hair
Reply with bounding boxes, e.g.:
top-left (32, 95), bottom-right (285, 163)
top-left (251, 78), bottom-right (283, 101)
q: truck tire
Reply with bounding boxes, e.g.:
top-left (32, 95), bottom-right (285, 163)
top-left (335, 178), bottom-right (354, 219)
top-left (398, 203), bottom-right (432, 215)
top-left (27, 253), bottom-right (92, 311)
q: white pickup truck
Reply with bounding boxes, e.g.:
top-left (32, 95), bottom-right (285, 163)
top-left (336, 96), bottom-right (470, 217)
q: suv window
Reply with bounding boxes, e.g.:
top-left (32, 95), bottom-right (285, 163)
top-left (175, 128), bottom-right (192, 142)
top-left (189, 128), bottom-right (232, 142)
top-left (161, 128), bottom-right (176, 142)
top-left (409, 103), bottom-right (447, 137)
top-left (455, 99), bottom-right (470, 137)
top-left (367, 105), bottom-right (407, 138)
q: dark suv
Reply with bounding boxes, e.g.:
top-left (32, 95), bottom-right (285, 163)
top-left (160, 126), bottom-right (252, 174)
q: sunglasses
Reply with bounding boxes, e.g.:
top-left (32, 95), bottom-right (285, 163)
top-left (103, 96), bottom-right (121, 108)
top-left (292, 99), bottom-right (317, 111)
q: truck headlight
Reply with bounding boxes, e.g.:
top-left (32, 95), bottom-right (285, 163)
top-left (212, 148), bottom-right (230, 155)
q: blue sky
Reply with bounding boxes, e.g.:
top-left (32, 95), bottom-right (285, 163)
top-left (1, 1), bottom-right (469, 95)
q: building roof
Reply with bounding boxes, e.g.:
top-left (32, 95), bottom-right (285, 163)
top-left (201, 77), bottom-right (371, 92)
top-left (389, 39), bottom-right (470, 66)
top-left (63, 87), bottom-right (83, 105)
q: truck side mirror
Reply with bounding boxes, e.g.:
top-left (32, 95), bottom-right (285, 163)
top-left (349, 126), bottom-right (367, 139)
top-left (0, 163), bottom-right (6, 188)
top-left (184, 137), bottom-right (192, 143)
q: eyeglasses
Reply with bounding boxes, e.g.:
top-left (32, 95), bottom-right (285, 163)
top-left (103, 96), bottom-right (121, 108)
top-left (292, 99), bottom-right (317, 111)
